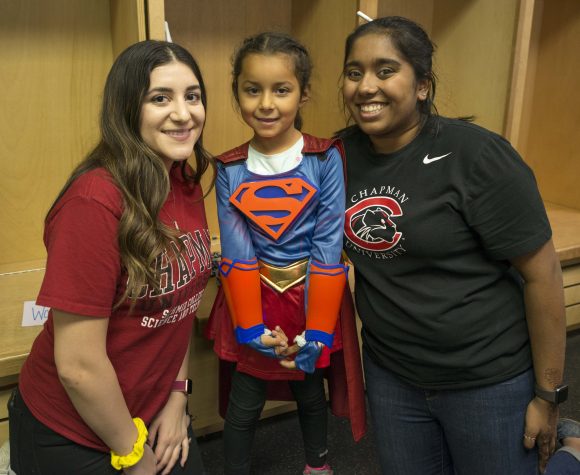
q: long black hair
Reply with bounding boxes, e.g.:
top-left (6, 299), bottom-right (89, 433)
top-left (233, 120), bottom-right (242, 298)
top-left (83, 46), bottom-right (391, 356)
top-left (338, 16), bottom-right (439, 137)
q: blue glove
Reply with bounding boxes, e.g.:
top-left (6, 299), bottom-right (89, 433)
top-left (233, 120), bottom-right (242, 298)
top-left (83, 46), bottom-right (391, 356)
top-left (293, 341), bottom-right (323, 374)
top-left (246, 333), bottom-right (282, 359)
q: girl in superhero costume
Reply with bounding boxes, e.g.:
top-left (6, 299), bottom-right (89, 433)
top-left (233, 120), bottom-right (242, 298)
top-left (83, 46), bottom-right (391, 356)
top-left (206, 32), bottom-right (366, 475)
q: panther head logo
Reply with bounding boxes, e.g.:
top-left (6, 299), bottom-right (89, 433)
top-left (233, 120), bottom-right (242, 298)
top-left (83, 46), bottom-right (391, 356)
top-left (351, 207), bottom-right (397, 242)
top-left (344, 197), bottom-right (403, 251)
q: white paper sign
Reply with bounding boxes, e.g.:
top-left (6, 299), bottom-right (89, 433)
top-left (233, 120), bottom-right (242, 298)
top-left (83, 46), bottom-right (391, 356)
top-left (22, 301), bottom-right (50, 326)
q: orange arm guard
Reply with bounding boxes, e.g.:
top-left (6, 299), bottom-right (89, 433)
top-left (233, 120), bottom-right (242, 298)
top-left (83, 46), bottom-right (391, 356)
top-left (219, 257), bottom-right (264, 343)
top-left (305, 260), bottom-right (349, 348)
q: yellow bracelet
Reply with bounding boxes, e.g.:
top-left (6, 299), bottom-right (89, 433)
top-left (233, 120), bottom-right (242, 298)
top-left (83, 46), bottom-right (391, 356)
top-left (110, 417), bottom-right (148, 470)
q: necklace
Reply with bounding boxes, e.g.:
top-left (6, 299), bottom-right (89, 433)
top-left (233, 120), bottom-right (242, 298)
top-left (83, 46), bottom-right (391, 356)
top-left (163, 186), bottom-right (180, 231)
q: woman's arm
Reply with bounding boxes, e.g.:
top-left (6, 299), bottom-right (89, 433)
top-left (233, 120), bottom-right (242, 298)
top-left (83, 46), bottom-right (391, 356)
top-left (147, 340), bottom-right (191, 475)
top-left (510, 239), bottom-right (566, 472)
top-left (53, 310), bottom-right (155, 473)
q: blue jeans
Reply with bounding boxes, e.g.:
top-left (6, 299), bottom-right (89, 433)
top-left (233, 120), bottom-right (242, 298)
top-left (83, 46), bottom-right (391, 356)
top-left (363, 349), bottom-right (537, 475)
top-left (545, 448), bottom-right (580, 475)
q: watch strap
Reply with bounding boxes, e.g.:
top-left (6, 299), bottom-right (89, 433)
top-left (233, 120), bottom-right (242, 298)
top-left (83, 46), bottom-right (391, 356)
top-left (534, 383), bottom-right (568, 404)
top-left (172, 379), bottom-right (192, 395)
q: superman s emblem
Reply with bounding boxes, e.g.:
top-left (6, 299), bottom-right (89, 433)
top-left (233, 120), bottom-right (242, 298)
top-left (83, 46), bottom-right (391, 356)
top-left (230, 177), bottom-right (318, 240)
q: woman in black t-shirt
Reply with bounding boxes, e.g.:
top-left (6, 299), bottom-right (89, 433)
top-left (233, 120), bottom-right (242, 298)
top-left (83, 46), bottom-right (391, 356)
top-left (339, 16), bottom-right (567, 475)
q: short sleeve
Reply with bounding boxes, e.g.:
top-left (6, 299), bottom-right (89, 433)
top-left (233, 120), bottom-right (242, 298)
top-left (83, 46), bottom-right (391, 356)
top-left (464, 136), bottom-right (551, 260)
top-left (37, 196), bottom-right (122, 316)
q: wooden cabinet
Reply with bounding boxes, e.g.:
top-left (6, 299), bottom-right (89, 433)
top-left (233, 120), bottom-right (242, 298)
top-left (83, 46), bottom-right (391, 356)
top-left (0, 0), bottom-right (146, 267)
top-left (549, 204), bottom-right (580, 330)
top-left (505, 0), bottom-right (580, 328)
top-left (563, 265), bottom-right (580, 330)
top-left (506, 0), bottom-right (580, 212)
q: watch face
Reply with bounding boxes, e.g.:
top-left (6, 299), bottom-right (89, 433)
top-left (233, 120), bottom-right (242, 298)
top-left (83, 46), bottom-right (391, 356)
top-left (535, 383), bottom-right (569, 404)
top-left (556, 385), bottom-right (569, 404)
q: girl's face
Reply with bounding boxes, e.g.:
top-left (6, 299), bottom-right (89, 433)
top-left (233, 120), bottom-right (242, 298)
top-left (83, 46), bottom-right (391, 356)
top-left (236, 53), bottom-right (308, 154)
top-left (342, 33), bottom-right (428, 154)
top-left (140, 61), bottom-right (205, 170)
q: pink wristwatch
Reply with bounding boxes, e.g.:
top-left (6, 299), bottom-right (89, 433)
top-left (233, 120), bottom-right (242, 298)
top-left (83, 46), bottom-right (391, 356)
top-left (172, 379), bottom-right (192, 394)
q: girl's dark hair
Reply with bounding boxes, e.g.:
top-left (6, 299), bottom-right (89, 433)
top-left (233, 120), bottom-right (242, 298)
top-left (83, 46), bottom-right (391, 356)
top-left (231, 32), bottom-right (312, 130)
top-left (47, 40), bottom-right (216, 305)
top-left (340, 16), bottom-right (438, 134)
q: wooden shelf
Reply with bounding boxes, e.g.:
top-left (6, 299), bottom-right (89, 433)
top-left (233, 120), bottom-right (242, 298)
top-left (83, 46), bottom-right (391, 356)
top-left (546, 202), bottom-right (580, 265)
top-left (0, 260), bottom-right (46, 378)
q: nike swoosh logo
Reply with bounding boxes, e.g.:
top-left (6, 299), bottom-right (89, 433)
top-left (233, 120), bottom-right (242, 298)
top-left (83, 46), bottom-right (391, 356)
top-left (423, 152), bottom-right (452, 164)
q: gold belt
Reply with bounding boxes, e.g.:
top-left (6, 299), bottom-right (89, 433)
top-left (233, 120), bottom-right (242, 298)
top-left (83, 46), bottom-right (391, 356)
top-left (258, 258), bottom-right (308, 293)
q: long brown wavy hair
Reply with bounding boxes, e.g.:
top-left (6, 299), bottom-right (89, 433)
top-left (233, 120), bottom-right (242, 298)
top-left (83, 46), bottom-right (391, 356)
top-left (47, 40), bottom-right (216, 306)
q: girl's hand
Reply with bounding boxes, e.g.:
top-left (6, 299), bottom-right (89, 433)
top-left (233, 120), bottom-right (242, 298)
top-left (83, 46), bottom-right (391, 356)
top-left (276, 343), bottom-right (300, 357)
top-left (124, 444), bottom-right (156, 475)
top-left (147, 393), bottom-right (191, 475)
top-left (279, 341), bottom-right (322, 373)
top-left (260, 325), bottom-right (289, 349)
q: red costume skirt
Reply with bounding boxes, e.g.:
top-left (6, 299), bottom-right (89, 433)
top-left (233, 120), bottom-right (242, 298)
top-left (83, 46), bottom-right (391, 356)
top-left (205, 280), bottom-right (367, 441)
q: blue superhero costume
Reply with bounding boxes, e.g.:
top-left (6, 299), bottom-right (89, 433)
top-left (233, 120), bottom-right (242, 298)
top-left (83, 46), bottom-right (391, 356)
top-left (206, 134), bottom-right (367, 441)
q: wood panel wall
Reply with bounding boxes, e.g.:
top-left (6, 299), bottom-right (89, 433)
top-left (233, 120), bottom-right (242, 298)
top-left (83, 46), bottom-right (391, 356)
top-left (375, 0), bottom-right (518, 135)
top-left (376, 0), bottom-right (434, 33)
top-left (431, 0), bottom-right (519, 135)
top-left (291, 0), bottom-right (359, 138)
top-left (522, 0), bottom-right (580, 209)
top-left (0, 0), bottom-right (114, 266)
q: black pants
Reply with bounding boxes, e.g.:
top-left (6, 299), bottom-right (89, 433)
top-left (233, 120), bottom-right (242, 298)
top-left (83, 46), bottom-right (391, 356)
top-left (223, 368), bottom-right (328, 475)
top-left (8, 387), bottom-right (206, 475)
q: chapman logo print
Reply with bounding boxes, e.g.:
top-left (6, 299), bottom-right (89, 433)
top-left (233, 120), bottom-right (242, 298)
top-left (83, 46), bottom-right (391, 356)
top-left (136, 228), bottom-right (212, 329)
top-left (230, 177), bottom-right (318, 240)
top-left (345, 196), bottom-right (403, 251)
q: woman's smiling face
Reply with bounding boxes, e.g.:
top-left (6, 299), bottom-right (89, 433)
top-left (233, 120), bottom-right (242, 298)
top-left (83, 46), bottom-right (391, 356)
top-left (342, 33), bottom-right (428, 153)
top-left (140, 61), bottom-right (205, 169)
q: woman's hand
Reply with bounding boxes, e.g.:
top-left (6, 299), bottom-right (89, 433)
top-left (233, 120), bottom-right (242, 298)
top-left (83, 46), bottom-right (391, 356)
top-left (147, 393), bottom-right (191, 475)
top-left (523, 396), bottom-right (558, 473)
top-left (511, 241), bottom-right (565, 473)
top-left (124, 444), bottom-right (156, 475)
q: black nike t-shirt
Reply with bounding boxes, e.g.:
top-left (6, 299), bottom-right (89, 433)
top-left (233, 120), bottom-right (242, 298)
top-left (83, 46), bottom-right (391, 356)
top-left (342, 117), bottom-right (551, 389)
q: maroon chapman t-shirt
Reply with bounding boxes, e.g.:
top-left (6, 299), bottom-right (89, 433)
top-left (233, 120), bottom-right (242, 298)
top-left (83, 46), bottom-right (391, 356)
top-left (19, 165), bottom-right (211, 451)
